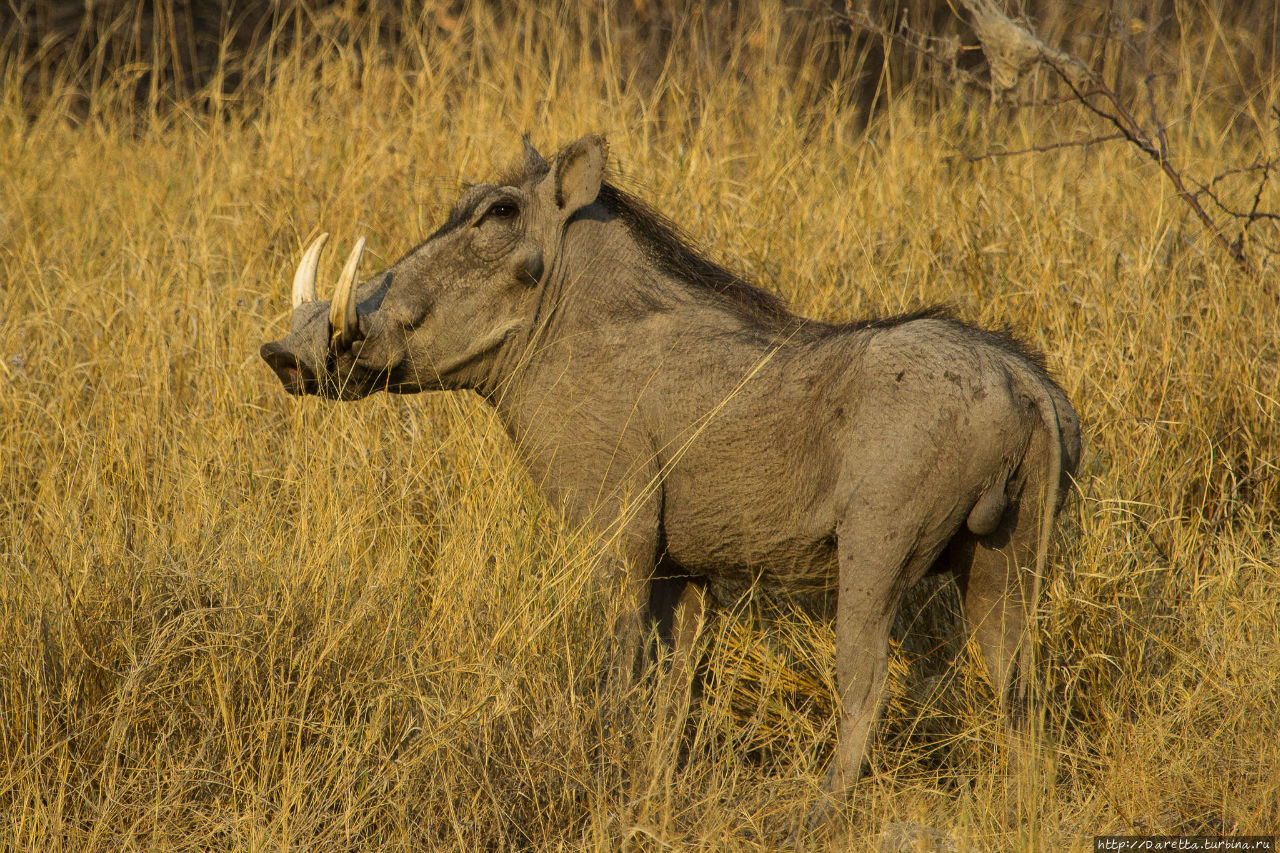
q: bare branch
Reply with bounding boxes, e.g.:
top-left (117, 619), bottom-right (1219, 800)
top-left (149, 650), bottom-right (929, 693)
top-left (1197, 160), bottom-right (1276, 195)
top-left (833, 0), bottom-right (1277, 275)
top-left (1245, 161), bottom-right (1272, 222)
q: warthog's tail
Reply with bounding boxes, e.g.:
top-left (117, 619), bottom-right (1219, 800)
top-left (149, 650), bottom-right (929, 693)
top-left (1019, 369), bottom-right (1064, 704)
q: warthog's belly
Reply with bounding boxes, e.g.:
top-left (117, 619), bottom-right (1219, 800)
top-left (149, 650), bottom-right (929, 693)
top-left (665, 518), bottom-right (840, 611)
top-left (656, 402), bottom-right (845, 612)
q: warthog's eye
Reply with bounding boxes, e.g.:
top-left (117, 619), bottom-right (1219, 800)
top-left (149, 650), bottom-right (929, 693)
top-left (479, 202), bottom-right (519, 224)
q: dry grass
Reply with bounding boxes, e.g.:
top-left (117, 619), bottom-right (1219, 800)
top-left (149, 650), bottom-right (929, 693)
top-left (1, 2), bottom-right (1277, 849)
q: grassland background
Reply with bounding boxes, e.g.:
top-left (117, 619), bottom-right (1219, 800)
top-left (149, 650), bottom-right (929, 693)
top-left (1, 1), bottom-right (1278, 849)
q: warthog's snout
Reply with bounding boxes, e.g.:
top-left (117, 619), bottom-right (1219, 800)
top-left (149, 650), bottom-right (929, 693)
top-left (260, 233), bottom-right (395, 400)
top-left (259, 301), bottom-right (331, 396)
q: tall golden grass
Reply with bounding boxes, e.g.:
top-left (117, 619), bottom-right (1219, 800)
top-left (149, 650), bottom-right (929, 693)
top-left (1, 2), bottom-right (1277, 849)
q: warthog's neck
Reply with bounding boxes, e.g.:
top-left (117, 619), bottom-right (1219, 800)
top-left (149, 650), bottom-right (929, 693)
top-left (473, 208), bottom-right (843, 500)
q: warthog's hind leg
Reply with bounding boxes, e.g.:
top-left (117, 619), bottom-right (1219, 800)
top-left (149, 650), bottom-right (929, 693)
top-left (647, 557), bottom-right (707, 654)
top-left (826, 506), bottom-right (945, 798)
top-left (947, 520), bottom-right (1033, 714)
top-left (945, 429), bottom-right (1057, 714)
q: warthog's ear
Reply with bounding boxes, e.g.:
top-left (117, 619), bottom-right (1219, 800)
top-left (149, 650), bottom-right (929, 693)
top-left (551, 134), bottom-right (606, 215)
top-left (522, 134), bottom-right (548, 174)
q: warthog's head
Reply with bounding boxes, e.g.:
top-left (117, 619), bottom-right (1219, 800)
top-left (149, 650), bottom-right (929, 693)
top-left (260, 135), bottom-right (606, 399)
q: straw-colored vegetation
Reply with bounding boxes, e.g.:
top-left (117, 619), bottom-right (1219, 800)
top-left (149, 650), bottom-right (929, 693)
top-left (1, 2), bottom-right (1277, 849)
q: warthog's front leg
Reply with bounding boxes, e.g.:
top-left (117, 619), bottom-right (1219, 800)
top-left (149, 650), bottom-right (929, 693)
top-left (594, 494), bottom-right (710, 747)
top-left (604, 547), bottom-right (654, 688)
top-left (590, 491), bottom-right (663, 698)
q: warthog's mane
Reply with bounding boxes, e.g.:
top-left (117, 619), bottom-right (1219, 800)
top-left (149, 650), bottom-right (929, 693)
top-left (593, 181), bottom-right (1050, 374)
top-left (501, 158), bottom-right (1048, 371)
top-left (593, 181), bottom-right (801, 330)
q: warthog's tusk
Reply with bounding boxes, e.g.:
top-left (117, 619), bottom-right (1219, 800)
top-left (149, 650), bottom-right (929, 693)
top-left (291, 232), bottom-right (330, 309)
top-left (329, 236), bottom-right (365, 350)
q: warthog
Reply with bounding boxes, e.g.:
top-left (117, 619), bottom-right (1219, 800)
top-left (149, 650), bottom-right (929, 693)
top-left (261, 135), bottom-right (1081, 797)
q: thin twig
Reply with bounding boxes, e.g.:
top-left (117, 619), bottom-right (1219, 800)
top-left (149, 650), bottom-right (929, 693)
top-left (1245, 159), bottom-right (1273, 222)
top-left (956, 132), bottom-right (1127, 162)
top-left (1187, 170), bottom-right (1280, 222)
top-left (1197, 159), bottom-right (1275, 195)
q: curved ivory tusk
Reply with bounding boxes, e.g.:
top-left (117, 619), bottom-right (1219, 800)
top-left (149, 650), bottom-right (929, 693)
top-left (329, 236), bottom-right (365, 350)
top-left (291, 232), bottom-right (329, 310)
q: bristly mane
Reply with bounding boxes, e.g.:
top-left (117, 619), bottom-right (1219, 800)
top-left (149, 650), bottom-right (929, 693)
top-left (590, 182), bottom-right (1050, 374)
top-left (591, 184), bottom-right (989, 344)
top-left (499, 156), bottom-right (1050, 372)
top-left (594, 181), bottom-right (801, 329)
